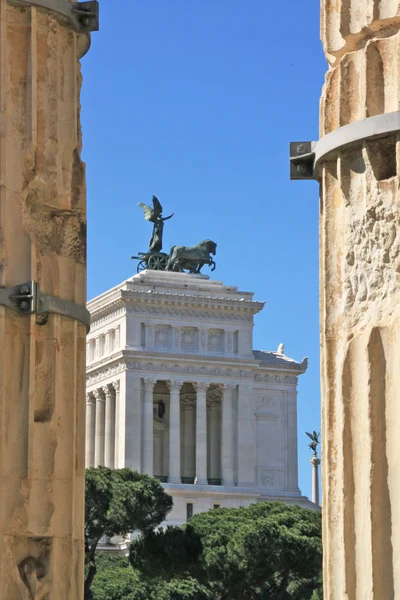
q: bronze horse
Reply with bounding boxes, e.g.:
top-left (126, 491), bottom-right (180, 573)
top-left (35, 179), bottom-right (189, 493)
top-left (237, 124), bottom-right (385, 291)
top-left (166, 240), bottom-right (217, 274)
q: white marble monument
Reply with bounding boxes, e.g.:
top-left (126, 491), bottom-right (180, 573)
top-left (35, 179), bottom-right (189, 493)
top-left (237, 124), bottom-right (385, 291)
top-left (86, 270), bottom-right (314, 528)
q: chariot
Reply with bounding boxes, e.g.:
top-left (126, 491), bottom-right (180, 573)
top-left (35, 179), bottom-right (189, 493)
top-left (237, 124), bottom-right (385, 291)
top-left (131, 251), bottom-right (169, 273)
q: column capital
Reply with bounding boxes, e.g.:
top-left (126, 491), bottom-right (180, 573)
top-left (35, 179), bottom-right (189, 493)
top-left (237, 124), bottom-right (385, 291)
top-left (112, 380), bottom-right (120, 392)
top-left (167, 380), bottom-right (184, 392)
top-left (86, 392), bottom-right (95, 405)
top-left (310, 456), bottom-right (321, 467)
top-left (102, 384), bottom-right (113, 397)
top-left (144, 378), bottom-right (157, 391)
top-left (93, 388), bottom-right (105, 401)
top-left (194, 382), bottom-right (209, 393)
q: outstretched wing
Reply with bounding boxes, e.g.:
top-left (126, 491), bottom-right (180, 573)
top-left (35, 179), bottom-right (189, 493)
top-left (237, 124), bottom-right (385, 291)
top-left (152, 196), bottom-right (163, 219)
top-left (306, 432), bottom-right (315, 441)
top-left (313, 431), bottom-right (319, 440)
top-left (138, 202), bottom-right (154, 221)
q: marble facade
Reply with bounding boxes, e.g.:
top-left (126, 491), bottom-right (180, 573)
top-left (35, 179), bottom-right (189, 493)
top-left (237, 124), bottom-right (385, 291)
top-left (86, 270), bottom-right (313, 526)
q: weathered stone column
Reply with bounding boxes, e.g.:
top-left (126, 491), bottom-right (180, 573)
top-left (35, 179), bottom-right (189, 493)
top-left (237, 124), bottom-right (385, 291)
top-left (194, 382), bottom-right (208, 485)
top-left (319, 3), bottom-right (400, 598)
top-left (0, 1), bottom-right (96, 597)
top-left (168, 380), bottom-right (183, 484)
top-left (142, 378), bottom-right (156, 475)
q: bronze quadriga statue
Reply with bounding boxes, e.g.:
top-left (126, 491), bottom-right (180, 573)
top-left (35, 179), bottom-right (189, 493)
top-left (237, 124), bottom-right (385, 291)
top-left (132, 196), bottom-right (217, 274)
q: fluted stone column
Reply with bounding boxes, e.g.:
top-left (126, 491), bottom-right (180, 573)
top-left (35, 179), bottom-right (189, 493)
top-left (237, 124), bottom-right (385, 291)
top-left (104, 385), bottom-right (115, 468)
top-left (86, 393), bottom-right (96, 467)
top-left (168, 380), bottom-right (183, 483)
top-left (183, 397), bottom-right (195, 478)
top-left (319, 3), bottom-right (400, 598)
top-left (0, 2), bottom-right (93, 596)
top-left (94, 389), bottom-right (105, 467)
top-left (194, 382), bottom-right (209, 485)
top-left (112, 380), bottom-right (120, 467)
top-left (222, 384), bottom-right (235, 486)
top-left (143, 379), bottom-right (156, 475)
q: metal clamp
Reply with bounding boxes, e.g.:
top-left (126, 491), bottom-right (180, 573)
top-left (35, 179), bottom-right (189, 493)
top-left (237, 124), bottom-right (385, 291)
top-left (290, 111), bottom-right (400, 181)
top-left (11, 0), bottom-right (99, 33)
top-left (0, 281), bottom-right (90, 331)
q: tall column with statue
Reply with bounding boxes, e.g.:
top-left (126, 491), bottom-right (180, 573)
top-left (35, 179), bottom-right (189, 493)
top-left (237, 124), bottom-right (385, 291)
top-left (0, 1), bottom-right (98, 598)
top-left (306, 431), bottom-right (320, 506)
top-left (318, 2), bottom-right (400, 597)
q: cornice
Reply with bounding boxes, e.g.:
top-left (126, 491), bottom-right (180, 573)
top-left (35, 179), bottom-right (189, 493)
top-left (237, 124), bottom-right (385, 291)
top-left (86, 355), bottom-right (301, 386)
top-left (87, 286), bottom-right (264, 326)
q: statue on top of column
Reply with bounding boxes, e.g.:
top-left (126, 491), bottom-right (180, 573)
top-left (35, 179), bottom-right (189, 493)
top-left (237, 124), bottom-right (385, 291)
top-left (306, 431), bottom-right (320, 457)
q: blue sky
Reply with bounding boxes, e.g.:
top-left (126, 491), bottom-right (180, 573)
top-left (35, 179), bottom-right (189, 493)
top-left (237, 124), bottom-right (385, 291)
top-left (82, 0), bottom-right (326, 499)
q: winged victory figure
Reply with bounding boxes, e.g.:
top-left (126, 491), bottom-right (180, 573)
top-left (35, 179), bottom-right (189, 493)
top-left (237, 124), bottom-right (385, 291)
top-left (138, 196), bottom-right (174, 253)
top-left (306, 431), bottom-right (320, 456)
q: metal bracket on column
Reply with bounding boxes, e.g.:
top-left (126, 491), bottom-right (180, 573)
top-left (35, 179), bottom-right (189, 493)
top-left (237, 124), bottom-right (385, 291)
top-left (11, 0), bottom-right (99, 33)
top-left (290, 111), bottom-right (400, 181)
top-left (0, 281), bottom-right (90, 331)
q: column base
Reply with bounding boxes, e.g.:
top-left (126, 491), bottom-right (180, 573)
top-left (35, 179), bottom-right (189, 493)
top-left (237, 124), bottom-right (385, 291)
top-left (222, 479), bottom-right (234, 487)
top-left (195, 477), bottom-right (208, 485)
top-left (168, 476), bottom-right (182, 484)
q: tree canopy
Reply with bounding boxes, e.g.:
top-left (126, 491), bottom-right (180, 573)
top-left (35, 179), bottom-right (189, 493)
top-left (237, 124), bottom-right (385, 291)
top-left (130, 502), bottom-right (322, 600)
top-left (85, 467), bottom-right (173, 599)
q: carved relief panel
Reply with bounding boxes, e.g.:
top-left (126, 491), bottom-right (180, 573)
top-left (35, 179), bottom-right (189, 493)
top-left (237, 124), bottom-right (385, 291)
top-left (181, 327), bottom-right (199, 351)
top-left (154, 325), bottom-right (172, 349)
top-left (207, 328), bottom-right (225, 352)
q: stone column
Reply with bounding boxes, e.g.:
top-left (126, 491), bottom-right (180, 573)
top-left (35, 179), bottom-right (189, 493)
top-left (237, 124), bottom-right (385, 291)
top-left (310, 456), bottom-right (321, 506)
top-left (86, 393), bottom-right (96, 467)
top-left (104, 385), bottom-right (115, 468)
top-left (319, 4), bottom-right (400, 600)
top-left (112, 380), bottom-right (120, 467)
top-left (143, 379), bottom-right (156, 475)
top-left (94, 389), bottom-right (105, 467)
top-left (168, 380), bottom-right (183, 483)
top-left (183, 397), bottom-right (195, 478)
top-left (0, 2), bottom-right (94, 596)
top-left (222, 384), bottom-right (235, 486)
top-left (209, 398), bottom-right (221, 481)
top-left (194, 382), bottom-right (209, 485)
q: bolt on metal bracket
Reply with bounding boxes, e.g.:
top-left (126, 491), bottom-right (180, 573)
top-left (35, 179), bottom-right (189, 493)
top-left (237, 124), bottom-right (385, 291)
top-left (290, 111), bottom-right (400, 181)
top-left (0, 281), bottom-right (90, 331)
top-left (10, 0), bottom-right (99, 33)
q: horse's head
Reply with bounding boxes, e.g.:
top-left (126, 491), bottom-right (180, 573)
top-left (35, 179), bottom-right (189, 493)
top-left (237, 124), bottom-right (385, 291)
top-left (200, 239), bottom-right (217, 256)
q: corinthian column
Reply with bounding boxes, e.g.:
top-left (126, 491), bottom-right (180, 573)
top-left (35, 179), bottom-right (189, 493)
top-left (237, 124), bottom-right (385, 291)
top-left (168, 380), bottom-right (183, 483)
top-left (86, 393), bottom-right (96, 467)
top-left (194, 382), bottom-right (209, 485)
top-left (94, 389), bottom-right (105, 467)
top-left (0, 2), bottom-right (97, 597)
top-left (143, 379), bottom-right (156, 475)
top-left (104, 384), bottom-right (115, 468)
top-left (319, 3), bottom-right (400, 598)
